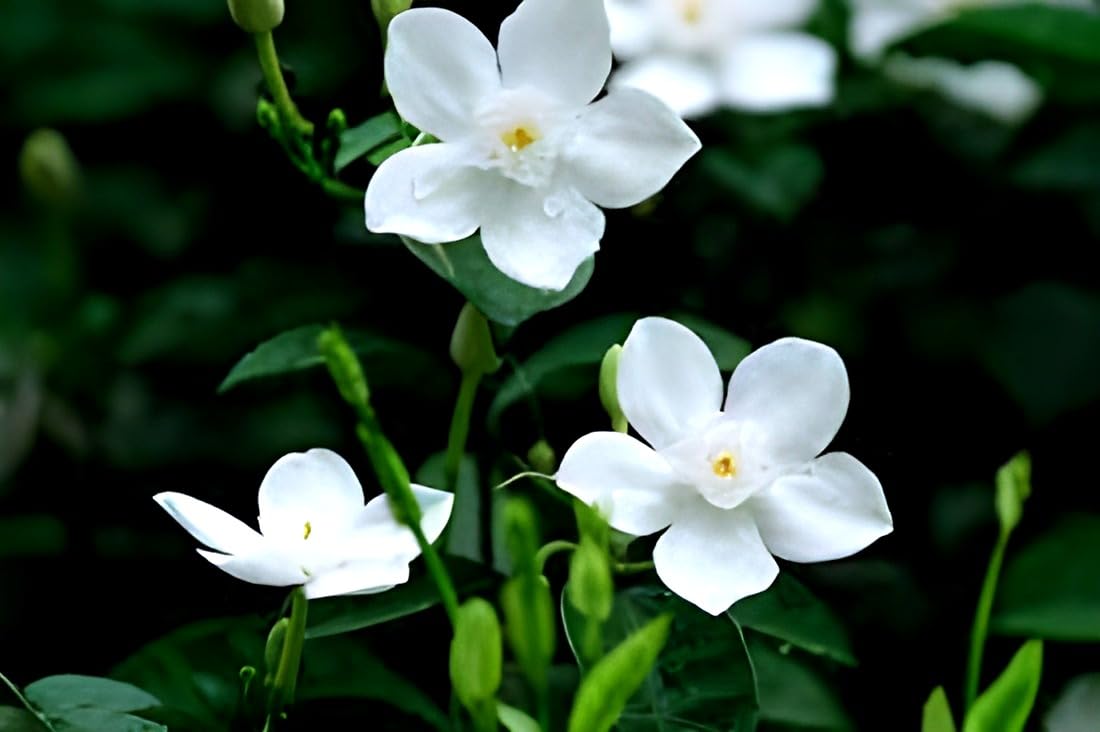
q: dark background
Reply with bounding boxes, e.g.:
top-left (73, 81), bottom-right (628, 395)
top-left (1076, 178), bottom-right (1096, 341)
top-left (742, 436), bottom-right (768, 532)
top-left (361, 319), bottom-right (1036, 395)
top-left (3, 0), bottom-right (1100, 729)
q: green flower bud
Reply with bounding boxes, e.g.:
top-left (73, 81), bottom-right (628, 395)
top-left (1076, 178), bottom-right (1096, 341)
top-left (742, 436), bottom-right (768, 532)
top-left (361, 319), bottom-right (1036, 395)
top-left (599, 344), bottom-right (627, 433)
top-left (450, 599), bottom-right (503, 710)
top-left (263, 617), bottom-right (289, 686)
top-left (568, 539), bottom-right (614, 622)
top-left (19, 128), bottom-right (80, 209)
top-left (318, 326), bottom-right (369, 407)
top-left (450, 303), bottom-right (501, 376)
top-left (227, 0), bottom-right (284, 33)
top-left (526, 439), bottom-right (556, 475)
top-left (995, 451), bottom-right (1032, 535)
top-left (500, 574), bottom-right (556, 694)
top-left (503, 499), bottom-right (540, 577)
top-left (573, 501), bottom-right (609, 551)
top-left (371, 0), bottom-right (412, 35)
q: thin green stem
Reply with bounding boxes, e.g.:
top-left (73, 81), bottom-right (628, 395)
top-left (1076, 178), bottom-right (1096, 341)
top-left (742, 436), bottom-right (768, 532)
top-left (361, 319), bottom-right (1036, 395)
top-left (254, 31), bottom-right (314, 137)
top-left (411, 516), bottom-right (460, 625)
top-left (445, 371), bottom-right (481, 490)
top-left (264, 586), bottom-right (308, 730)
top-left (535, 540), bottom-right (577, 574)
top-left (494, 471), bottom-right (556, 491)
top-left (613, 560), bottom-right (655, 575)
top-left (1, 670), bottom-right (57, 731)
top-left (320, 177), bottom-right (364, 201)
top-left (965, 529), bottom-right (1009, 711)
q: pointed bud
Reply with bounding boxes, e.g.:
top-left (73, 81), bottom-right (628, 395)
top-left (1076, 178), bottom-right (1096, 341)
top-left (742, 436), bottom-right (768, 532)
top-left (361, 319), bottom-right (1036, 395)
top-left (526, 440), bottom-right (556, 475)
top-left (450, 303), bottom-right (500, 376)
top-left (264, 618), bottom-right (289, 686)
top-left (19, 128), bottom-right (80, 209)
top-left (568, 538), bottom-right (614, 622)
top-left (599, 344), bottom-right (627, 433)
top-left (318, 326), bottom-right (369, 407)
top-left (227, 0), bottom-right (284, 33)
top-left (995, 451), bottom-right (1032, 535)
top-left (450, 599), bottom-right (503, 711)
top-left (503, 499), bottom-right (540, 577)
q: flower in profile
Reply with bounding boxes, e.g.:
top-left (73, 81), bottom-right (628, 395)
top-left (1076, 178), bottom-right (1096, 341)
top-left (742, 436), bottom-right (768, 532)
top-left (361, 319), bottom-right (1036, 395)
top-left (364, 0), bottom-right (701, 291)
top-left (556, 317), bottom-right (892, 614)
top-left (154, 448), bottom-right (454, 599)
top-left (604, 0), bottom-right (837, 118)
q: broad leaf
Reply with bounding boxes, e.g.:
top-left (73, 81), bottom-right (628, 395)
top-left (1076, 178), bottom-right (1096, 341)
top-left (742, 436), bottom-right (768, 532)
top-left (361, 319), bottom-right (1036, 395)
top-left (963, 640), bottom-right (1042, 732)
top-left (498, 703), bottom-right (541, 732)
top-left (336, 112), bottom-right (403, 172)
top-left (24, 676), bottom-right (160, 715)
top-left (416, 452), bottom-right (483, 563)
top-left (750, 637), bottom-right (854, 731)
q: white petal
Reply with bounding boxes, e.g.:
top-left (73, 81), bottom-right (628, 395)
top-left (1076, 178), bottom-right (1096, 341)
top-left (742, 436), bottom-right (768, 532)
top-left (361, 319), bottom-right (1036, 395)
top-left (720, 33), bottom-right (836, 112)
top-left (618, 317), bottom-right (723, 451)
top-left (611, 56), bottom-right (721, 119)
top-left (197, 548), bottom-right (308, 587)
top-left (479, 183), bottom-right (603, 291)
top-left (346, 484), bottom-right (456, 562)
top-left (849, 5), bottom-right (934, 60)
top-left (883, 54), bottom-right (1042, 124)
top-left (606, 0), bottom-right (658, 58)
top-left (258, 449), bottom-right (365, 541)
top-left (723, 337), bottom-right (849, 463)
top-left (653, 504), bottom-right (779, 615)
top-left (561, 88), bottom-right (700, 208)
top-left (556, 431), bottom-right (687, 536)
top-left (729, 0), bottom-right (818, 30)
top-left (498, 0), bottom-right (612, 107)
top-left (303, 560), bottom-right (412, 600)
top-left (154, 492), bottom-right (263, 555)
top-left (749, 452), bottom-right (892, 563)
top-left (385, 8), bottom-right (501, 140)
top-left (1046, 674), bottom-right (1100, 732)
top-left (365, 143), bottom-right (490, 244)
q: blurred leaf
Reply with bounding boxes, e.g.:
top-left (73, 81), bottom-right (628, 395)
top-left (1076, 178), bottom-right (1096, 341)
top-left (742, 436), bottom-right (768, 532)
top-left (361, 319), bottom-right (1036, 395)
top-left (567, 613), bottom-right (672, 732)
top-left (700, 144), bottom-right (824, 221)
top-left (993, 514), bottom-right (1100, 641)
top-left (401, 235), bottom-right (594, 328)
top-left (750, 636), bottom-right (854, 731)
top-left (25, 676), bottom-right (160, 715)
top-left (368, 138), bottom-right (413, 166)
top-left (96, 0), bottom-right (225, 22)
top-left (729, 573), bottom-right (857, 667)
top-left (963, 640), bottom-right (1042, 732)
top-left (49, 708), bottom-right (165, 732)
top-left (934, 6), bottom-right (1100, 64)
top-left (336, 112), bottom-right (403, 172)
top-left (416, 452), bottom-right (482, 563)
top-left (923, 687), bottom-right (957, 732)
top-left (1014, 125), bottom-right (1100, 191)
top-left (0, 514), bottom-right (66, 558)
top-left (0, 707), bottom-right (43, 732)
top-left (497, 703), bottom-right (540, 732)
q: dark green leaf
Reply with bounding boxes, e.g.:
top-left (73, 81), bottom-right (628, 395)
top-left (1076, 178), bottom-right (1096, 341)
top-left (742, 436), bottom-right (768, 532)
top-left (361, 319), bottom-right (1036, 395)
top-left (929, 6), bottom-right (1100, 64)
top-left (0, 706), bottom-right (47, 732)
top-left (700, 144), bottom-right (824, 221)
top-left (49, 708), bottom-right (165, 732)
top-left (335, 111), bottom-right (403, 172)
top-left (416, 452), bottom-right (482, 563)
top-left (24, 676), bottom-right (160, 715)
top-left (1014, 125), bottom-right (1100, 191)
top-left (963, 640), bottom-right (1042, 732)
top-left (750, 636), bottom-right (854, 731)
top-left (402, 235), bottom-right (595, 327)
top-left (367, 138), bottom-right (412, 166)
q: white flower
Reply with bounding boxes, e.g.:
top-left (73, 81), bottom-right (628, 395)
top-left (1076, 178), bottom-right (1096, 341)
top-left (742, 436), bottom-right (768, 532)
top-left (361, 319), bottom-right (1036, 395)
top-left (556, 317), bottom-right (892, 614)
top-left (604, 0), bottom-right (837, 117)
top-left (364, 0), bottom-right (701, 292)
top-left (1046, 674), bottom-right (1100, 732)
top-left (153, 448), bottom-right (454, 599)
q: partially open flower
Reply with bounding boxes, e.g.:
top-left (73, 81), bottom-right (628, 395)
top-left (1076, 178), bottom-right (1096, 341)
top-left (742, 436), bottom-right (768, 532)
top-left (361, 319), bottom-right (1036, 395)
top-left (154, 448), bottom-right (453, 599)
top-left (556, 317), bottom-right (892, 614)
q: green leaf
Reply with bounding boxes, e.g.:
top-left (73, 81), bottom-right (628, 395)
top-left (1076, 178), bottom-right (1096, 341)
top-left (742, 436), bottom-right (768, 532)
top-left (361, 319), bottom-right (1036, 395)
top-left (367, 137), bottom-right (412, 166)
top-left (24, 676), bottom-right (160, 715)
top-left (1014, 125), bottom-right (1100, 191)
top-left (49, 709), bottom-right (165, 732)
top-left (728, 573), bottom-right (857, 667)
top-left (497, 703), bottom-right (541, 732)
top-left (416, 452), bottom-right (482, 563)
top-left (401, 235), bottom-right (594, 327)
top-left (923, 687), bottom-right (958, 732)
top-left (218, 324), bottom-right (437, 393)
top-left (931, 6), bottom-right (1100, 64)
top-left (750, 637), bottom-right (854, 731)
top-left (335, 112), bottom-right (402, 172)
top-left (963, 640), bottom-right (1042, 732)
top-left (992, 514), bottom-right (1100, 641)
top-left (0, 707), bottom-right (44, 732)
top-left (567, 613), bottom-right (673, 732)
top-left (700, 143), bottom-right (824, 221)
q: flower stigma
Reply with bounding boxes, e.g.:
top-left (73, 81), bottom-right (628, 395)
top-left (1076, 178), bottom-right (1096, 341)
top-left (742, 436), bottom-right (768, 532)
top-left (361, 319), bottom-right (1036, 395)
top-left (303, 521), bottom-right (312, 540)
top-left (712, 451), bottom-right (737, 478)
top-left (678, 0), bottom-right (702, 24)
top-left (501, 125), bottom-right (539, 152)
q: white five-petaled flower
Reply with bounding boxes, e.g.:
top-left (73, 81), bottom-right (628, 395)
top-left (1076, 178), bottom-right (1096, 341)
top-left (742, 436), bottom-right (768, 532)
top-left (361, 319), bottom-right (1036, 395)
top-left (154, 448), bottom-right (454, 599)
top-left (604, 0), bottom-right (837, 118)
top-left (364, 0), bottom-right (701, 292)
top-left (556, 317), bottom-right (893, 615)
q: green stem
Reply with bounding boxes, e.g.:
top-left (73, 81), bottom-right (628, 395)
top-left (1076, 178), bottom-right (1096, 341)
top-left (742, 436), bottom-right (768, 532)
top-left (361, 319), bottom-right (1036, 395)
top-left (320, 177), bottom-right (364, 201)
top-left (535, 540), bottom-right (577, 574)
top-left (269, 588), bottom-right (308, 714)
top-left (1, 670), bottom-right (57, 731)
top-left (445, 371), bottom-right (481, 490)
top-left (965, 529), bottom-right (1009, 711)
top-left (613, 560), bottom-right (655, 575)
top-left (254, 31), bottom-right (314, 137)
top-left (411, 517), bottom-right (460, 625)
top-left (494, 471), bottom-right (556, 491)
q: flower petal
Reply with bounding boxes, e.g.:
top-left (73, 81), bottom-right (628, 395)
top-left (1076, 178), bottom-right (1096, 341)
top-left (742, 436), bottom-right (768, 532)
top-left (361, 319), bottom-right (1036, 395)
top-left (561, 88), bottom-right (700, 209)
top-left (723, 337), bottom-right (849, 463)
top-left (849, 5), bottom-right (933, 60)
top-left (365, 143), bottom-right (489, 244)
top-left (556, 431), bottom-right (687, 536)
top-left (197, 548), bottom-right (308, 587)
top-left (729, 0), bottom-right (818, 30)
top-left (304, 560), bottom-right (412, 600)
top-left (611, 56), bottom-right (721, 119)
top-left (618, 317), bottom-right (723, 450)
top-left (883, 54), bottom-right (1042, 124)
top-left (720, 32), bottom-right (836, 112)
top-left (749, 452), bottom-right (892, 563)
top-left (385, 8), bottom-right (501, 140)
top-left (346, 484), bottom-right (456, 562)
top-left (258, 449), bottom-right (365, 541)
top-left (154, 492), bottom-right (263, 555)
top-left (479, 182), bottom-right (603, 291)
top-left (653, 504), bottom-right (779, 615)
top-left (498, 0), bottom-right (612, 107)
top-left (606, 0), bottom-right (658, 58)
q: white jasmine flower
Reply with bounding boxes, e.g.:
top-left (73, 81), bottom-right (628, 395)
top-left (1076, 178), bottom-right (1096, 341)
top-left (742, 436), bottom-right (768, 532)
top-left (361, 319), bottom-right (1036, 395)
top-left (364, 0), bottom-right (701, 292)
top-left (556, 317), bottom-right (892, 614)
top-left (1046, 674), bottom-right (1100, 732)
top-left (154, 448), bottom-right (454, 599)
top-left (604, 0), bottom-right (837, 117)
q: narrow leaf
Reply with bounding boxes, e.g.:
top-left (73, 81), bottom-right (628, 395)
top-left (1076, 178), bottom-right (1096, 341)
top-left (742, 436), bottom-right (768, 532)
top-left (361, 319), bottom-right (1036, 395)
top-left (963, 640), bottom-right (1043, 732)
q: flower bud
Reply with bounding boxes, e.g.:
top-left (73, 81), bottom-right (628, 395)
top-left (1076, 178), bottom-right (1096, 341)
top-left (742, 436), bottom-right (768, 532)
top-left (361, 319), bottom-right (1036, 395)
top-left (503, 498), bottom-right (540, 576)
top-left (263, 617), bottom-right (289, 686)
top-left (19, 129), bottom-right (80, 209)
top-left (450, 599), bottom-right (503, 710)
top-left (227, 0), bottom-right (284, 33)
top-left (450, 303), bottom-right (501, 376)
top-left (995, 451), bottom-right (1031, 534)
top-left (500, 574), bottom-right (555, 694)
top-left (599, 344), bottom-right (627, 433)
top-left (568, 538), bottom-right (613, 622)
top-left (318, 326), bottom-right (370, 407)
top-left (526, 439), bottom-right (556, 475)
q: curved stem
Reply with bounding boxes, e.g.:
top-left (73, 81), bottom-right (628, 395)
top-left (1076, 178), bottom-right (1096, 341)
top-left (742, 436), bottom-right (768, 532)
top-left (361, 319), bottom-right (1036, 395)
top-left (254, 31), bottom-right (314, 137)
top-left (965, 529), bottom-right (1009, 711)
top-left (445, 371), bottom-right (481, 490)
top-left (535, 540), bottom-right (577, 574)
top-left (613, 560), bottom-right (655, 575)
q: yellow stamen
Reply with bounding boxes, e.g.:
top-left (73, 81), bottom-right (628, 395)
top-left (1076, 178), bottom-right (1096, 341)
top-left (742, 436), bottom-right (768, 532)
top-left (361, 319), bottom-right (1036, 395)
top-left (680, 0), bottom-right (702, 24)
top-left (303, 521), bottom-right (312, 540)
top-left (501, 126), bottom-right (537, 152)
top-left (712, 451), bottom-right (737, 478)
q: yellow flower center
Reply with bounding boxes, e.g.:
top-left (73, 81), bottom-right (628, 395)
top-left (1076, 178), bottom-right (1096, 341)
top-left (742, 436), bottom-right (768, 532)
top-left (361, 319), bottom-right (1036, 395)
top-left (303, 521), bottom-right (312, 540)
top-left (501, 126), bottom-right (538, 152)
top-left (712, 451), bottom-right (737, 478)
top-left (679, 0), bottom-right (702, 24)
